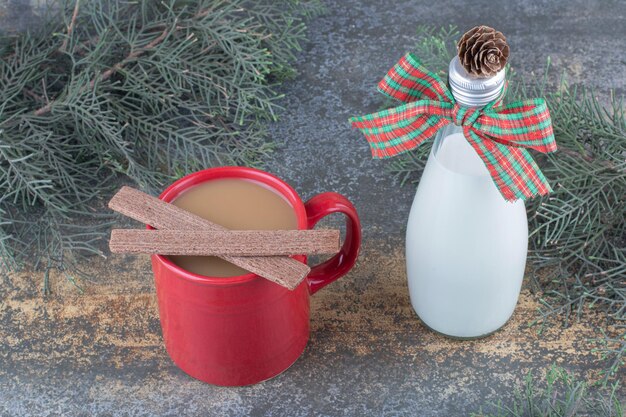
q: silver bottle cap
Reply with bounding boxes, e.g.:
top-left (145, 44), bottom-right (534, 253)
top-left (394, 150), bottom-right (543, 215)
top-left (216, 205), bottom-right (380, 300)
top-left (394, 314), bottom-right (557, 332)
top-left (448, 56), bottom-right (505, 108)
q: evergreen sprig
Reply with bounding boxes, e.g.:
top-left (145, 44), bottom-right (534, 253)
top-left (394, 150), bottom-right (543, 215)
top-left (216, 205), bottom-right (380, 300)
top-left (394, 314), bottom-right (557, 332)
top-left (523, 77), bottom-right (626, 381)
top-left (388, 26), bottom-right (626, 380)
top-left (0, 0), bottom-right (321, 278)
top-left (473, 366), bottom-right (623, 417)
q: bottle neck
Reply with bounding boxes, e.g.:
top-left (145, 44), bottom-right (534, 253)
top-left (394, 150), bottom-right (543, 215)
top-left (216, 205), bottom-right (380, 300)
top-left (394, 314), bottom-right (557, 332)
top-left (432, 124), bottom-right (463, 156)
top-left (450, 88), bottom-right (502, 108)
top-left (431, 124), bottom-right (490, 177)
top-left (433, 57), bottom-right (505, 171)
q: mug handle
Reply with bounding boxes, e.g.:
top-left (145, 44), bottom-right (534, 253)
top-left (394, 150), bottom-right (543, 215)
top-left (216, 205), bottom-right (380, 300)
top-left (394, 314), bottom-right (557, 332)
top-left (304, 192), bottom-right (361, 295)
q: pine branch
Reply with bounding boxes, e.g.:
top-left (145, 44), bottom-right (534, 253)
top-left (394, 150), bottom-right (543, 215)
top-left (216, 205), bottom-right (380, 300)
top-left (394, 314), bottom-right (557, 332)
top-left (34, 25), bottom-right (170, 116)
top-left (0, 0), bottom-right (322, 279)
top-left (473, 366), bottom-right (623, 417)
top-left (59, 0), bottom-right (81, 53)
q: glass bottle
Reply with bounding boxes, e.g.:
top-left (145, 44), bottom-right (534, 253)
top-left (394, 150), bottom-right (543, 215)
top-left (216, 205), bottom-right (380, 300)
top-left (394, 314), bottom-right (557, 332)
top-left (405, 57), bottom-right (528, 338)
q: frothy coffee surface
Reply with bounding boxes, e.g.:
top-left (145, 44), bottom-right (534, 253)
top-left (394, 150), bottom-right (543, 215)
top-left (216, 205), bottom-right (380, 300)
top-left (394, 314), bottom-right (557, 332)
top-left (169, 178), bottom-right (298, 277)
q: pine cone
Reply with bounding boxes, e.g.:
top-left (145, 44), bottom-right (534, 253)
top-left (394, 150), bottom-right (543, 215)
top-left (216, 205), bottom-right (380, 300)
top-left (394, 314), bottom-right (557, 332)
top-left (457, 26), bottom-right (509, 77)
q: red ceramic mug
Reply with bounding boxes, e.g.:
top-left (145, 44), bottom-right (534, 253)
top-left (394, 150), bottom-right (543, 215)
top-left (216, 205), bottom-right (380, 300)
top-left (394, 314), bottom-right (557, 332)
top-left (150, 166), bottom-right (361, 386)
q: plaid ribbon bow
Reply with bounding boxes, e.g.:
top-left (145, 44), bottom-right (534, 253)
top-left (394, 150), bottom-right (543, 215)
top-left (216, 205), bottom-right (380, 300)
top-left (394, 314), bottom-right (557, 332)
top-left (350, 53), bottom-right (557, 202)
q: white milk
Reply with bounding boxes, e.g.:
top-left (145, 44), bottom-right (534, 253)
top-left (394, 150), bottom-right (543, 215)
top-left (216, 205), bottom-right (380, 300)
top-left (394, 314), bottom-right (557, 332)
top-left (406, 125), bottom-right (528, 338)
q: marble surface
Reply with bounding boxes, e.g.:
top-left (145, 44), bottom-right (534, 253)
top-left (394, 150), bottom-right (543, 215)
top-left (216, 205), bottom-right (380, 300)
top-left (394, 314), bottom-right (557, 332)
top-left (1, 0), bottom-right (625, 415)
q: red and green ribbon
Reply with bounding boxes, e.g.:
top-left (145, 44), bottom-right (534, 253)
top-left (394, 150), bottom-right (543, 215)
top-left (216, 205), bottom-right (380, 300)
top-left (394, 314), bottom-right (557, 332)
top-left (350, 53), bottom-right (557, 202)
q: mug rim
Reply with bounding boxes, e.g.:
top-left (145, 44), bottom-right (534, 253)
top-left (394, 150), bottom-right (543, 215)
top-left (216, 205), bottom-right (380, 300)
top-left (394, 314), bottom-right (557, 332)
top-left (150, 166), bottom-right (308, 286)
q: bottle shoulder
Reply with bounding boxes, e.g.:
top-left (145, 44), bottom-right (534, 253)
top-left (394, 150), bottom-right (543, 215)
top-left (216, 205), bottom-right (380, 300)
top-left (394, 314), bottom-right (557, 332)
top-left (432, 128), bottom-right (489, 177)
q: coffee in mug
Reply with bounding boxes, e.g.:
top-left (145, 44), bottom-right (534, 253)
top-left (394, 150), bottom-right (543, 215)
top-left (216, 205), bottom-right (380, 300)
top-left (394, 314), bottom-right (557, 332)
top-left (169, 178), bottom-right (297, 277)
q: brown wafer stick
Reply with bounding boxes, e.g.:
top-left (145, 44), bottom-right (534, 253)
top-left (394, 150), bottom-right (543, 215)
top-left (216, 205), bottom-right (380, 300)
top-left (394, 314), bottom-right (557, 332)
top-left (110, 229), bottom-right (340, 256)
top-left (108, 186), bottom-right (311, 290)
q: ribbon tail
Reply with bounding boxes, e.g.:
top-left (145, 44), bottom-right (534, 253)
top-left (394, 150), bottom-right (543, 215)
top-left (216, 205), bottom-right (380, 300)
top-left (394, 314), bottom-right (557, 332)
top-left (465, 129), bottom-right (553, 202)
